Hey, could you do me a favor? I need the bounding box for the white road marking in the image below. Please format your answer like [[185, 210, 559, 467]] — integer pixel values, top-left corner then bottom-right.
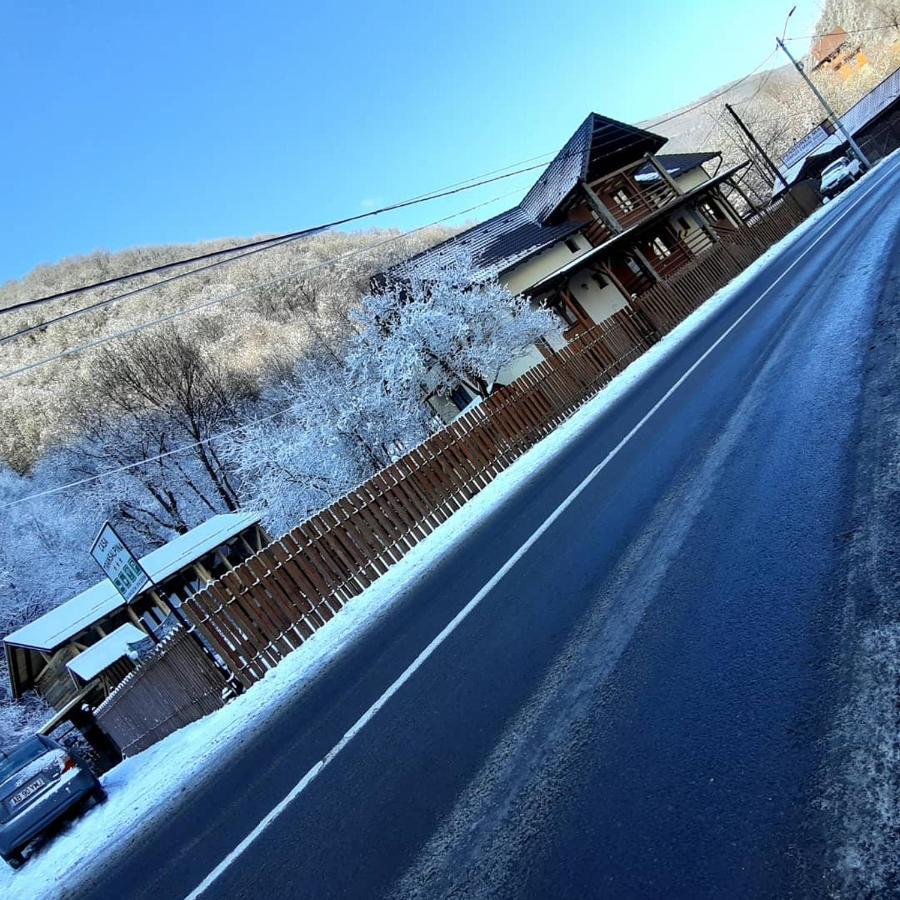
[[184, 159, 899, 899]]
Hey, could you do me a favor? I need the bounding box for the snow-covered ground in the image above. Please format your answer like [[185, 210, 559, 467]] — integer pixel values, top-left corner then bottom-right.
[[1, 164, 891, 899]]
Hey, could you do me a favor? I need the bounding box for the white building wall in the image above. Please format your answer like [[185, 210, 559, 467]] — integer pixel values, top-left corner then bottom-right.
[[673, 167, 711, 192], [567, 271, 628, 322], [502, 233, 591, 294], [497, 344, 547, 384]]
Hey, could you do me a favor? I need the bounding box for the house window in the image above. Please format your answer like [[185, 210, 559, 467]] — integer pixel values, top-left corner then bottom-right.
[[592, 272, 608, 289], [565, 237, 581, 253], [612, 189, 635, 212], [701, 200, 725, 222], [626, 257, 642, 275], [651, 236, 672, 259]]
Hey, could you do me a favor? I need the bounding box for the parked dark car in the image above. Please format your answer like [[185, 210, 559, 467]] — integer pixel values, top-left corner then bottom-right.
[[0, 735, 104, 869]]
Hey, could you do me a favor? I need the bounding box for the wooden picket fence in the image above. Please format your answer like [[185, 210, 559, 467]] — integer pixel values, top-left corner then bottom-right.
[[94, 198, 810, 751], [94, 627, 228, 757]]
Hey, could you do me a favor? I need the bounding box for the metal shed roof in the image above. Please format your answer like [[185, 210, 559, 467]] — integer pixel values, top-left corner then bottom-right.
[[634, 152, 719, 182], [775, 65, 900, 194], [4, 512, 260, 653], [66, 623, 145, 683]]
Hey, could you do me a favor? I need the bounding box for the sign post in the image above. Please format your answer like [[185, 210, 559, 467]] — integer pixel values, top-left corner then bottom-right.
[[90, 522, 152, 603]]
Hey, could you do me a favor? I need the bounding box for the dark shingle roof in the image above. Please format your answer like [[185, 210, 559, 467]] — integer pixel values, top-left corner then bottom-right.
[[387, 207, 581, 282], [634, 152, 719, 181], [385, 112, 667, 283], [521, 113, 666, 222]]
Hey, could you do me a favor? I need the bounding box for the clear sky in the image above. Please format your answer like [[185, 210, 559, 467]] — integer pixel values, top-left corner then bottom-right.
[[1, 1, 822, 283]]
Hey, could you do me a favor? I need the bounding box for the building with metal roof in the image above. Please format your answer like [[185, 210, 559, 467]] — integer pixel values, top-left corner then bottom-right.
[[774, 65, 900, 198]]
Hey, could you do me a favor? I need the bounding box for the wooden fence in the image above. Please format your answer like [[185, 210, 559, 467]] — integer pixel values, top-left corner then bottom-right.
[[169, 199, 809, 691], [94, 627, 228, 757], [94, 198, 810, 751]]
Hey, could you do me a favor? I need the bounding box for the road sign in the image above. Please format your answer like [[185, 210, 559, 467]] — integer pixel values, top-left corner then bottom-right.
[[90, 522, 151, 602]]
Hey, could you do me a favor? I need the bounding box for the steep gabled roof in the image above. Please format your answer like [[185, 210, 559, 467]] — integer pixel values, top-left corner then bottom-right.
[[520, 113, 666, 222], [387, 207, 581, 283], [385, 112, 668, 284]]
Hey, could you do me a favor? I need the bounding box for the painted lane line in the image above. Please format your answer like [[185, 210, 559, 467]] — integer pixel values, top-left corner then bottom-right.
[[184, 159, 900, 899]]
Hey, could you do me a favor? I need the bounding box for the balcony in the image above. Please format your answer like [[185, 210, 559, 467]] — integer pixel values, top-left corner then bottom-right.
[[597, 172, 680, 229]]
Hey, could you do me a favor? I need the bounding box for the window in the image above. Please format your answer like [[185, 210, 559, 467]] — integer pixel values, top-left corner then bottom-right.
[[612, 189, 635, 212], [592, 272, 608, 290], [651, 236, 672, 259], [701, 200, 725, 222], [565, 237, 581, 253]]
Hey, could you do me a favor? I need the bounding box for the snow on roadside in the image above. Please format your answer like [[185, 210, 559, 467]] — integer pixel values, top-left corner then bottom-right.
[[3, 156, 896, 900]]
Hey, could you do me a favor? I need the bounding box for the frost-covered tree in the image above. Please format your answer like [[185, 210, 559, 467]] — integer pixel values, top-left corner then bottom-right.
[[0, 466, 100, 748], [224, 347, 432, 533], [352, 251, 562, 401]]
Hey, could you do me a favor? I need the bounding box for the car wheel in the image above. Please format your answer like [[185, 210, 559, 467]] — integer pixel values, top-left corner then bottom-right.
[[3, 849, 24, 870]]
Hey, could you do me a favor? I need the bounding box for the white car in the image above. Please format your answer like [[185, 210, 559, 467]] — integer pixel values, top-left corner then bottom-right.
[[820, 156, 862, 198]]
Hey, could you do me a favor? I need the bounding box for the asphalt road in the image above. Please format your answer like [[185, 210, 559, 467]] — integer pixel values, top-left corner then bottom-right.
[[79, 157, 900, 900]]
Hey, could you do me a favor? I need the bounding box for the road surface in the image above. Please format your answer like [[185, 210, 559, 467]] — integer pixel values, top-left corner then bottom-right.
[[79, 158, 900, 899]]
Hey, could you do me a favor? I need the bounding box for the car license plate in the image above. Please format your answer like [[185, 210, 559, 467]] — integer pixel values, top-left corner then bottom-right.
[[8, 776, 47, 810]]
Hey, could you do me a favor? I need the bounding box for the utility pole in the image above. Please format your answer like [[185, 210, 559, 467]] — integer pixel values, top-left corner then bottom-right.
[[724, 103, 791, 193], [776, 36, 871, 169]]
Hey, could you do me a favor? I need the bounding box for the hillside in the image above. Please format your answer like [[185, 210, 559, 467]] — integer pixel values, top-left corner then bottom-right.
[[643, 0, 900, 195], [0, 227, 457, 470]]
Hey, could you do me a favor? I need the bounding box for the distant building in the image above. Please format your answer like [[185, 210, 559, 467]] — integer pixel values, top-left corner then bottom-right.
[[3, 512, 267, 726], [773, 65, 900, 199], [381, 112, 753, 421], [811, 28, 849, 71]]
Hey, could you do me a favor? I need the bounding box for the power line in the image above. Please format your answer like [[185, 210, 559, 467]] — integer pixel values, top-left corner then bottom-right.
[[1, 83, 781, 378], [0, 190, 523, 381], [783, 24, 900, 41], [1, 121, 709, 346], [0, 162, 556, 319], [641, 49, 779, 130], [5, 48, 778, 327], [0, 407, 291, 511]]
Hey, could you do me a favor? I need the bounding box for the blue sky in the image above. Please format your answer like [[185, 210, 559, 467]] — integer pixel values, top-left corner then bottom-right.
[[1, 1, 821, 283]]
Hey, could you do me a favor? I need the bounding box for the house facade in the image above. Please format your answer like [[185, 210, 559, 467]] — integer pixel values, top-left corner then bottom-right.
[[384, 113, 752, 421]]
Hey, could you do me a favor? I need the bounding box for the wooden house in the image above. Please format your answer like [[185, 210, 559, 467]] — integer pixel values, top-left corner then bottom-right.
[[382, 112, 755, 421]]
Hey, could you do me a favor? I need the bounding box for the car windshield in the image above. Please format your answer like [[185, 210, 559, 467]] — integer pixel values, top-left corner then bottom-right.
[[0, 738, 47, 783], [823, 159, 847, 175]]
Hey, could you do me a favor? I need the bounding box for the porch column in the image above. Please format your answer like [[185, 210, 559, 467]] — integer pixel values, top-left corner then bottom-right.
[[725, 176, 761, 217], [688, 201, 720, 244], [631, 248, 663, 284], [594, 263, 633, 303], [713, 186, 746, 229], [595, 263, 661, 344], [558, 287, 594, 326], [581, 182, 623, 234]]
